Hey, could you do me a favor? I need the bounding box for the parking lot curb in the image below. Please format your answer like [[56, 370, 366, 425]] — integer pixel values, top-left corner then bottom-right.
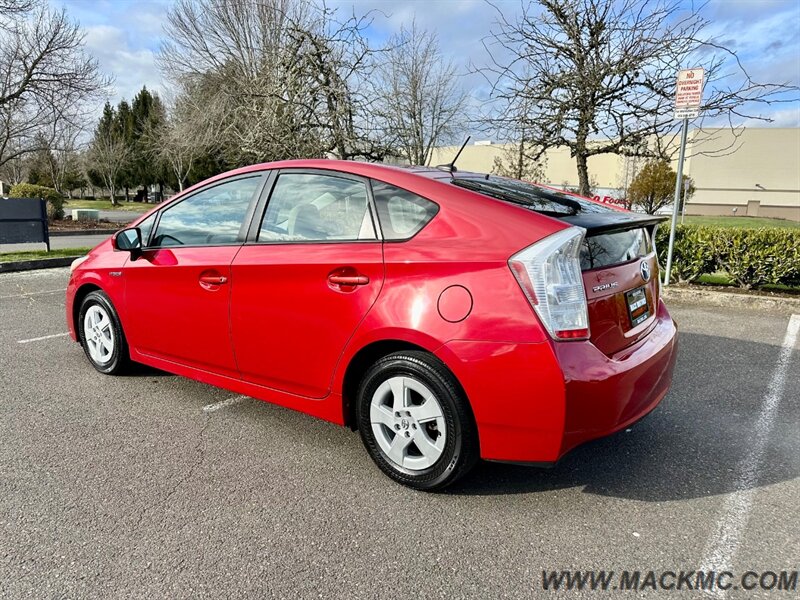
[[0, 257, 79, 273], [662, 285, 800, 312], [50, 229, 117, 237]]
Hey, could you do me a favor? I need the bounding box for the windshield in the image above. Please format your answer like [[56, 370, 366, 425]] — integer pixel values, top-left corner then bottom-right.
[[451, 176, 614, 216]]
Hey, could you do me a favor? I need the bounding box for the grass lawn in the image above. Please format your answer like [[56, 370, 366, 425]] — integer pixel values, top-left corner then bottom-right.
[[682, 215, 800, 229], [696, 272, 800, 294], [64, 199, 151, 212], [0, 248, 91, 263], [697, 273, 734, 285]]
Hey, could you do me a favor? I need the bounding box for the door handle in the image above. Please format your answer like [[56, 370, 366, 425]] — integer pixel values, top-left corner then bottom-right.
[[328, 275, 369, 286], [199, 275, 228, 285]]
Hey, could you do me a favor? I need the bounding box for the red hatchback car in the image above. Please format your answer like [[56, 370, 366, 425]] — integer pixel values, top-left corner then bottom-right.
[[67, 160, 677, 490]]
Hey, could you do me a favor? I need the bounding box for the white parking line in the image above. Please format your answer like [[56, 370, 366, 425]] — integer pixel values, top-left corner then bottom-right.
[[17, 332, 71, 344], [203, 395, 249, 413], [0, 289, 65, 300], [700, 313, 799, 597]]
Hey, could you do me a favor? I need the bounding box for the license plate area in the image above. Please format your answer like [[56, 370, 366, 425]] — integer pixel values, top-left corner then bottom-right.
[[625, 286, 650, 327]]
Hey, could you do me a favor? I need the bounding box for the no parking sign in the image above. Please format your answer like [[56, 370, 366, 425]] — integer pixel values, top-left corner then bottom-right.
[[674, 68, 705, 120]]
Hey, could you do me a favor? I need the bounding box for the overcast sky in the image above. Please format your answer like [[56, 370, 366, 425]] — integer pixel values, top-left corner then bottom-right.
[[55, 0, 800, 129]]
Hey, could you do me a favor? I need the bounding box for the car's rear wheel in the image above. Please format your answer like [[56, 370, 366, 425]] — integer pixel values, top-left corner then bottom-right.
[[356, 351, 478, 491], [78, 290, 130, 375]]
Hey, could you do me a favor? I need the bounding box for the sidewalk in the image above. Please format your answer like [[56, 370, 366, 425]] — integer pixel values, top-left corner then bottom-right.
[[0, 233, 110, 253]]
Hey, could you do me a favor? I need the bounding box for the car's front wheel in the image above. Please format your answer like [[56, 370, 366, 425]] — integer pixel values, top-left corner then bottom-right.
[[356, 351, 478, 491], [78, 290, 130, 375]]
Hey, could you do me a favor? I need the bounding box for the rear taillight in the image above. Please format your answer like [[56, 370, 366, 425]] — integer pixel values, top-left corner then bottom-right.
[[509, 227, 590, 341]]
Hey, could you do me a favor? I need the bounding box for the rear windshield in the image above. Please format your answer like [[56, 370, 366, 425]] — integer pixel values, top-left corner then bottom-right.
[[581, 228, 652, 270], [451, 175, 655, 271], [451, 176, 612, 216]]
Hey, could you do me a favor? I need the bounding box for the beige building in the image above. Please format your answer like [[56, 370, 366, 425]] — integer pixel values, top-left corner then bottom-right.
[[428, 128, 800, 221]]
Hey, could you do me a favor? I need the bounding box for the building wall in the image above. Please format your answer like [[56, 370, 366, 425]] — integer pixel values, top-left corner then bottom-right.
[[429, 128, 800, 221], [683, 128, 800, 220]]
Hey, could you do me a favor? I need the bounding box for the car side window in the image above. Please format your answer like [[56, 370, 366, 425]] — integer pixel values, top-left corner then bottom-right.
[[151, 176, 262, 247], [371, 181, 439, 240], [258, 173, 376, 242], [137, 213, 157, 246]]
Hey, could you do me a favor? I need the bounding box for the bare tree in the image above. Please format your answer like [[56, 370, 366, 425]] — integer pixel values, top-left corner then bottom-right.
[[491, 97, 546, 180], [0, 0, 107, 169], [286, 6, 394, 161], [89, 132, 130, 206], [0, 139, 27, 185], [40, 121, 82, 195], [378, 21, 467, 166], [492, 139, 547, 182], [157, 125, 194, 192], [159, 0, 319, 163], [479, 0, 798, 196], [158, 0, 391, 166], [0, 0, 34, 16], [146, 94, 212, 192]]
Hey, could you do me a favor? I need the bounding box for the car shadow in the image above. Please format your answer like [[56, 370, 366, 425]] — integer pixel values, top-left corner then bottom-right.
[[448, 330, 799, 501], [124, 362, 173, 377]]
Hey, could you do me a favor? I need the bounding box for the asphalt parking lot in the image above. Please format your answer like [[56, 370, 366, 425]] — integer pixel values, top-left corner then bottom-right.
[[1, 268, 797, 599]]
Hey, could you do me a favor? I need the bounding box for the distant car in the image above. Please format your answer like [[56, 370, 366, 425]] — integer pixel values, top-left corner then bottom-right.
[[66, 160, 677, 490]]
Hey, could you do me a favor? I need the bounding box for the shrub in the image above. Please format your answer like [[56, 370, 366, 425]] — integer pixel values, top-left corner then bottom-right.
[[8, 183, 65, 221], [713, 228, 800, 289], [655, 225, 715, 283], [656, 224, 800, 289]]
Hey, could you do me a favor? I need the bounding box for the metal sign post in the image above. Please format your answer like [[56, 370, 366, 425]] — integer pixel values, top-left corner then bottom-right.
[[681, 183, 689, 224], [664, 120, 687, 285], [664, 67, 704, 286]]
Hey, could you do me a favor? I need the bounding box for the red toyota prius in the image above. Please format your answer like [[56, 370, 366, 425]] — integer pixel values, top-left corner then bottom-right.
[[66, 160, 677, 490]]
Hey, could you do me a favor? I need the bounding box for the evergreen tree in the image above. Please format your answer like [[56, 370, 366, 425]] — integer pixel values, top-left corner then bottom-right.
[[115, 100, 136, 200], [131, 87, 168, 199]]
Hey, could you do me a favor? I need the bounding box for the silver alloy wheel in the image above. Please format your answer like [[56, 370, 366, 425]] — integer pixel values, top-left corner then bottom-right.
[[83, 304, 114, 365], [370, 376, 447, 471]]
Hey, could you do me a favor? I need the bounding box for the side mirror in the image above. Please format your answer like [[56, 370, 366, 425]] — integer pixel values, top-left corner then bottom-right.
[[113, 227, 143, 259]]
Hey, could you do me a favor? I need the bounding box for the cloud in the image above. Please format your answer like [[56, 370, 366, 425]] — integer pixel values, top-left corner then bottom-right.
[[83, 24, 165, 104], [60, 0, 799, 129], [740, 107, 800, 128]]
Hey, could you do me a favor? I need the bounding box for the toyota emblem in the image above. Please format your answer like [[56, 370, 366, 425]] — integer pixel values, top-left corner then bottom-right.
[[640, 261, 651, 282]]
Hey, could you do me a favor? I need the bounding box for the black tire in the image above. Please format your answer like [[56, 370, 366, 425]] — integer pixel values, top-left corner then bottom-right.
[[77, 290, 131, 375], [356, 351, 478, 491]]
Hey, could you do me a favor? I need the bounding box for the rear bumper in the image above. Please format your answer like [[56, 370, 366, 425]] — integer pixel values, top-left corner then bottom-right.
[[436, 299, 677, 463], [555, 299, 678, 457]]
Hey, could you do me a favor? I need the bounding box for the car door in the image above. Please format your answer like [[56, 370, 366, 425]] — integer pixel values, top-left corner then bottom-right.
[[123, 173, 266, 378], [230, 170, 384, 398]]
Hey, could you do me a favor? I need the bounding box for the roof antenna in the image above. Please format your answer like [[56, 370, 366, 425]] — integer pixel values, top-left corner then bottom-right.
[[436, 135, 471, 173]]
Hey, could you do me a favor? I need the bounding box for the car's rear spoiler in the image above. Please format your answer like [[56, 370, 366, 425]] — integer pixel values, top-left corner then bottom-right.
[[559, 212, 668, 236]]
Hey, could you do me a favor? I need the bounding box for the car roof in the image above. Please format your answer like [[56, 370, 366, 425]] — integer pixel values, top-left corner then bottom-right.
[[179, 158, 614, 215], [235, 159, 455, 181]]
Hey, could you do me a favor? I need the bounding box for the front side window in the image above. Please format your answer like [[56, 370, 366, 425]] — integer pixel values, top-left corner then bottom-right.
[[151, 176, 262, 247], [258, 173, 376, 242], [137, 213, 156, 246], [371, 181, 439, 240]]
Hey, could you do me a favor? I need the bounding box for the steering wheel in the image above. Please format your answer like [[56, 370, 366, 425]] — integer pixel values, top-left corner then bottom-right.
[[155, 234, 184, 246]]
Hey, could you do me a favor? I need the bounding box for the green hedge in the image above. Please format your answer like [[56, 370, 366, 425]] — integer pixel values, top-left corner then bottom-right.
[[655, 224, 800, 289], [7, 183, 65, 221]]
